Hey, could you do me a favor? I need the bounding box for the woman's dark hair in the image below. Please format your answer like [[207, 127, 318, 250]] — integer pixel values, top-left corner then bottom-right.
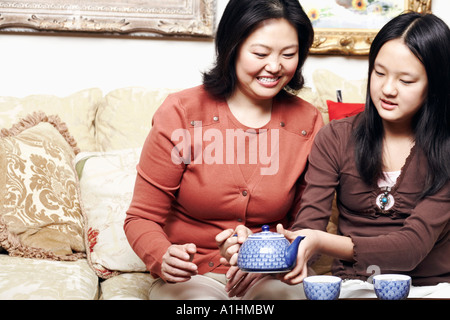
[[354, 12, 450, 197], [202, 0, 314, 99]]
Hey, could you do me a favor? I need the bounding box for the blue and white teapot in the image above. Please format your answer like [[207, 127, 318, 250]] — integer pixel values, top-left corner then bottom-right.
[[237, 225, 305, 273]]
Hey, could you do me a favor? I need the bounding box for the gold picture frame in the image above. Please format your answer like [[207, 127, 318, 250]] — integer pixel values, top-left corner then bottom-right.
[[305, 0, 432, 55], [0, 0, 216, 38]]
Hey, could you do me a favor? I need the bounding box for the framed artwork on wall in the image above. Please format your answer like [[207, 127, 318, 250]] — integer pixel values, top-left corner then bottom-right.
[[0, 0, 216, 38], [302, 0, 432, 55]]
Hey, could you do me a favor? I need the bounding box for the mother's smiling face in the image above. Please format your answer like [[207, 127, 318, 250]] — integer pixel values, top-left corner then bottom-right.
[[232, 18, 299, 104]]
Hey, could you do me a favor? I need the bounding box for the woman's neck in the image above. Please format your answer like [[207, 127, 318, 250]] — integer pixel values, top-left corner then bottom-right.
[[382, 121, 415, 172], [226, 91, 273, 128], [382, 119, 414, 139]]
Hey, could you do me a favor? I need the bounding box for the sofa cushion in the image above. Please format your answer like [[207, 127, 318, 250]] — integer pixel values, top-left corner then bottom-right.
[[100, 272, 155, 300], [0, 255, 98, 300], [0, 88, 102, 152], [95, 87, 179, 151], [297, 86, 327, 116], [76, 148, 147, 279], [313, 69, 367, 123], [0, 112, 86, 260]]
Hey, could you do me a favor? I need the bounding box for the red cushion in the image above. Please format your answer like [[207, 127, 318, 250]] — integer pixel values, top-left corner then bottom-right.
[[326, 100, 365, 121]]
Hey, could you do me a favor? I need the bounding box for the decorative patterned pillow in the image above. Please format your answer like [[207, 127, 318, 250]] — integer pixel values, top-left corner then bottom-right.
[[75, 148, 146, 279], [0, 112, 86, 260], [0, 88, 103, 152]]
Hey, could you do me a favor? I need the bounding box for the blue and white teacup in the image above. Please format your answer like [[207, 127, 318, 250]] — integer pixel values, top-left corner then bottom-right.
[[373, 274, 411, 300], [303, 275, 342, 300]]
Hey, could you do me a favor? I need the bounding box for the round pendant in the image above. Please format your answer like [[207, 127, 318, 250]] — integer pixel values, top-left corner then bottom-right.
[[376, 192, 395, 211]]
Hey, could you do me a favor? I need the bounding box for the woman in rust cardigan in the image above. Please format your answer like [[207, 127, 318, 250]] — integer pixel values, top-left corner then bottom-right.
[[124, 0, 323, 299]]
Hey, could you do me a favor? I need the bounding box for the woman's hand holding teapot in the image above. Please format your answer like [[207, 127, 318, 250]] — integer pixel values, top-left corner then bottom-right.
[[215, 225, 253, 266]]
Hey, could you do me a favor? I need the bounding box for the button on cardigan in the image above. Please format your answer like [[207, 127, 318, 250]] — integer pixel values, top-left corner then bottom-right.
[[124, 85, 324, 278]]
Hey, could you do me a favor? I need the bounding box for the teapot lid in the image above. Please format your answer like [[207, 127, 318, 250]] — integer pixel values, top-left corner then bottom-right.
[[248, 225, 285, 240]]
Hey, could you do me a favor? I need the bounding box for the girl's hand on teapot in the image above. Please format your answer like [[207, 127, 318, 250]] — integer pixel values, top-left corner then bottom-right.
[[276, 224, 320, 285], [161, 243, 198, 283], [216, 225, 252, 266], [225, 266, 265, 298]]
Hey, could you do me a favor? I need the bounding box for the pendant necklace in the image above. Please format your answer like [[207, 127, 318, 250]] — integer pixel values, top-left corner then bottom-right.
[[376, 186, 395, 211]]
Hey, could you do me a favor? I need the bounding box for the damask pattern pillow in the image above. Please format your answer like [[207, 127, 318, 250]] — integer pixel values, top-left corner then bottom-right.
[[0, 112, 86, 260], [0, 88, 103, 152]]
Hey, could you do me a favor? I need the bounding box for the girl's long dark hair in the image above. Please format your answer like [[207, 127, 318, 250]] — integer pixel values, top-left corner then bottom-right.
[[202, 0, 313, 99], [354, 12, 450, 197]]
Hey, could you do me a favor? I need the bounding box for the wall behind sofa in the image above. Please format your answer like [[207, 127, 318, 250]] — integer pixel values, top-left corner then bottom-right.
[[0, 0, 449, 98]]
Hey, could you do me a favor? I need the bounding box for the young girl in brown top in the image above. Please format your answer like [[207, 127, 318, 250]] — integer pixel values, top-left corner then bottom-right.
[[219, 12, 450, 298]]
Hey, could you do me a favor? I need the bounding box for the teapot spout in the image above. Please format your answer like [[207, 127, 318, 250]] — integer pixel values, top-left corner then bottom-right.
[[285, 235, 305, 268]]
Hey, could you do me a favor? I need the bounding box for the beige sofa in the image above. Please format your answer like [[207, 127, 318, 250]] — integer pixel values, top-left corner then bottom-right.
[[0, 69, 366, 300]]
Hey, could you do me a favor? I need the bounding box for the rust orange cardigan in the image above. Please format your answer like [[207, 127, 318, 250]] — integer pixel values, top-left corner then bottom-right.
[[124, 86, 324, 278]]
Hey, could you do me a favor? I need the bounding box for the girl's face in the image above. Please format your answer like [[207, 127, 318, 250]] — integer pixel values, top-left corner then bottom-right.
[[233, 18, 299, 104], [370, 39, 428, 127]]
